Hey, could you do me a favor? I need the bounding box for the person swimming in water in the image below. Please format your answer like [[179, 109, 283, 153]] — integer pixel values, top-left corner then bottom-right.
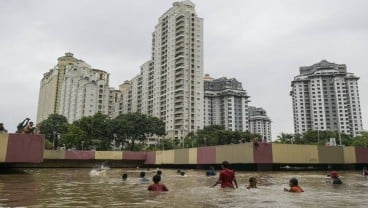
[[363, 166, 368, 177], [330, 171, 342, 184], [247, 177, 257, 189], [148, 175, 168, 192], [139, 171, 149, 182], [284, 177, 304, 193], [206, 166, 216, 176]]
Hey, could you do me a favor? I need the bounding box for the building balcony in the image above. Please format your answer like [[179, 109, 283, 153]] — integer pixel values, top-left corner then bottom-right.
[[175, 48, 185, 55]]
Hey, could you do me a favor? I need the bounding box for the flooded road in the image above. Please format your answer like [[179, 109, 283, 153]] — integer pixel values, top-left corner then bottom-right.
[[1, 168, 368, 207]]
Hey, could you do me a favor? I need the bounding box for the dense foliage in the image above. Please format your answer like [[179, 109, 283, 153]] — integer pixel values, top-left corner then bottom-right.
[[39, 113, 165, 151], [275, 130, 363, 146], [39, 113, 367, 151]]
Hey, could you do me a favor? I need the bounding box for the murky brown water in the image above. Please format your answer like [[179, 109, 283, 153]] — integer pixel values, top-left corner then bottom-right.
[[1, 168, 368, 207]]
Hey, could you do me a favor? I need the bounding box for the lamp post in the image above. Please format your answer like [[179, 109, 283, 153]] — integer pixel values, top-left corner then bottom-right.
[[317, 129, 320, 144], [82, 140, 84, 151], [113, 133, 117, 151], [53, 131, 56, 150]]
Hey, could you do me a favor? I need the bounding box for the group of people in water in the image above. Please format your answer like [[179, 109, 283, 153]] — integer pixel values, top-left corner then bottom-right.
[[95, 160, 368, 193]]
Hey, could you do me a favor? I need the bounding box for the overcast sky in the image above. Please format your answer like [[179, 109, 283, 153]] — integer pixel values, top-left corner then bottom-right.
[[1, 0, 367, 139]]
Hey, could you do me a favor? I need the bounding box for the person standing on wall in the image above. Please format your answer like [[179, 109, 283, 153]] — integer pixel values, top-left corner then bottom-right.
[[0, 123, 8, 133]]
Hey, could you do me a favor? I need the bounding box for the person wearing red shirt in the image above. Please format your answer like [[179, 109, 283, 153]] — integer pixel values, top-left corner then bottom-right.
[[284, 177, 304, 193], [148, 175, 168, 192], [212, 161, 238, 188]]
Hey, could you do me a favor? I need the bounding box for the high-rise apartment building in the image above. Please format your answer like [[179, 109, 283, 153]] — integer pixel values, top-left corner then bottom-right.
[[119, 0, 204, 139], [290, 60, 363, 136], [248, 106, 272, 141], [37, 53, 115, 123], [37, 52, 84, 122], [203, 74, 250, 131]]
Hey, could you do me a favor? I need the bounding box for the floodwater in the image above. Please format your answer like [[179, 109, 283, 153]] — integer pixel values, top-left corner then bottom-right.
[[1, 168, 368, 207]]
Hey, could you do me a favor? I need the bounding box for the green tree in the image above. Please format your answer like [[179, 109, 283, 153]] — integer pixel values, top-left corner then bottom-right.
[[111, 113, 166, 151], [303, 130, 352, 146], [61, 125, 88, 150], [39, 114, 69, 145], [194, 125, 261, 147], [72, 112, 113, 150], [352, 132, 368, 147], [274, 132, 294, 144]]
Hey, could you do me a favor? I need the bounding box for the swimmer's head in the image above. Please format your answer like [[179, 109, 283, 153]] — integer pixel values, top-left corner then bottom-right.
[[122, 173, 128, 180], [153, 175, 161, 183], [330, 171, 338, 178], [221, 161, 230, 169], [289, 177, 298, 187], [140, 171, 146, 178]]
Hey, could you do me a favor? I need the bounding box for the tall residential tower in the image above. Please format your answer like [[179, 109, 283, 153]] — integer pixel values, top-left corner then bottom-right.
[[120, 0, 204, 139], [290, 60, 363, 136], [203, 74, 250, 131]]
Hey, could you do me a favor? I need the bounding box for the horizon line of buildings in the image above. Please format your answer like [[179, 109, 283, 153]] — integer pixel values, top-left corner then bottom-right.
[[37, 0, 272, 141], [36, 0, 364, 142]]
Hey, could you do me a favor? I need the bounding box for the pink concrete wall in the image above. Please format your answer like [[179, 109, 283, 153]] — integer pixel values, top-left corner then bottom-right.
[[123, 151, 147, 160], [144, 152, 156, 164], [6, 133, 44, 163], [253, 143, 273, 163], [197, 146, 216, 164], [355, 147, 368, 163]]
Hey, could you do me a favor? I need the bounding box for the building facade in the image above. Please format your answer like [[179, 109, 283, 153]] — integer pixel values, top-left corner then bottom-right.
[[290, 60, 363, 136], [37, 52, 84, 122], [37, 53, 116, 123], [118, 0, 204, 140], [248, 106, 272, 141], [203, 74, 250, 131]]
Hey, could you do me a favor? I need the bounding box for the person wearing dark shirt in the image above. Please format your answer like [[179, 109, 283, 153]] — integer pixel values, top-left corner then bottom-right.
[[330, 171, 342, 184], [206, 166, 216, 176]]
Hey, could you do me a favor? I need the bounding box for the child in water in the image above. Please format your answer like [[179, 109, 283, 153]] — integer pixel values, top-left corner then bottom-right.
[[148, 175, 168, 192], [363, 167, 368, 177], [247, 177, 257, 189], [284, 177, 304, 193], [330, 171, 342, 184], [122, 173, 128, 181], [139, 171, 149, 182], [206, 166, 216, 176]]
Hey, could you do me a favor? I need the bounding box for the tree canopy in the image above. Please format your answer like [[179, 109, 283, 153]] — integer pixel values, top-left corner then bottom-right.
[[39, 114, 69, 144], [275, 130, 357, 146]]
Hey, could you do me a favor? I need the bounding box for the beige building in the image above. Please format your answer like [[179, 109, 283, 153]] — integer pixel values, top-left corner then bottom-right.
[[37, 52, 83, 122], [37, 53, 115, 123]]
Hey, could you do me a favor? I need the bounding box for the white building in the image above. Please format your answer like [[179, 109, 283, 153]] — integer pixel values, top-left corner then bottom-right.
[[203, 74, 250, 131], [248, 106, 272, 141], [290, 60, 363, 136], [118, 0, 204, 140], [37, 53, 116, 123]]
